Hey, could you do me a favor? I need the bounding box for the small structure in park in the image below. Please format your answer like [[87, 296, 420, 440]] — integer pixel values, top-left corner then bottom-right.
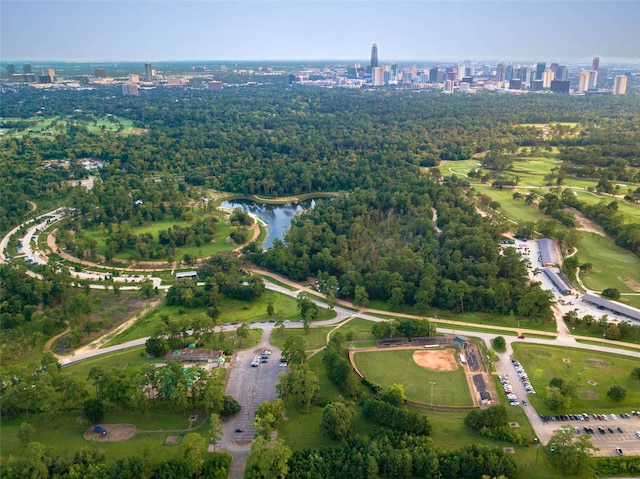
[[91, 425, 107, 437], [538, 238, 560, 267], [175, 271, 197, 279], [166, 347, 223, 364]]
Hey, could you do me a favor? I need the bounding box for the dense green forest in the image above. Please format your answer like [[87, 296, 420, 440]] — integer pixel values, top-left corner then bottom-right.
[[2, 84, 640, 476]]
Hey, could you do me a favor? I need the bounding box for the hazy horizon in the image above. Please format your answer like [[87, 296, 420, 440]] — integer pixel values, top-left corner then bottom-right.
[[2, 1, 639, 63]]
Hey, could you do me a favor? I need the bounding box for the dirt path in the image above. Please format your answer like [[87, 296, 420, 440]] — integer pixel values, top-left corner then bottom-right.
[[27, 200, 37, 212], [572, 209, 607, 237], [43, 321, 71, 359], [71, 297, 163, 356]]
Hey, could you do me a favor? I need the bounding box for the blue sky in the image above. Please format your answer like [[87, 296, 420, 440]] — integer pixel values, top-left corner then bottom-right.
[[1, 1, 639, 62]]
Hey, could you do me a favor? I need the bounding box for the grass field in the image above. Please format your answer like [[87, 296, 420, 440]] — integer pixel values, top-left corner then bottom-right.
[[512, 343, 640, 415], [333, 317, 377, 343], [269, 326, 333, 352], [82, 213, 238, 261], [105, 290, 336, 346], [572, 190, 640, 224], [576, 232, 640, 297], [354, 349, 472, 407], [0, 409, 207, 463], [0, 115, 136, 138]]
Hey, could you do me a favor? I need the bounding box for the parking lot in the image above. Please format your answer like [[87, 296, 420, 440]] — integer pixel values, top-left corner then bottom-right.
[[223, 325, 283, 442], [538, 413, 640, 456]]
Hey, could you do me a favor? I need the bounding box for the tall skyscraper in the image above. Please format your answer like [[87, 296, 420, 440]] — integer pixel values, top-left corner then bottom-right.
[[588, 70, 598, 89], [372, 66, 384, 86], [613, 75, 627, 95], [535, 62, 546, 80], [370, 43, 379, 69], [23, 63, 32, 74], [592, 56, 600, 72], [429, 67, 439, 83], [495, 62, 506, 82], [555, 66, 568, 81], [6, 64, 15, 78], [578, 70, 590, 93], [145, 63, 153, 81], [543, 69, 554, 88]]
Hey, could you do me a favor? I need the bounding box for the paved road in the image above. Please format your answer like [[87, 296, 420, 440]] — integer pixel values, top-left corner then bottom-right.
[[216, 324, 283, 479]]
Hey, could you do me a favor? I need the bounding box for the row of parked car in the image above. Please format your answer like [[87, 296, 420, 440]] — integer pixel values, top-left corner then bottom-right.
[[498, 374, 520, 406], [541, 412, 634, 422], [511, 360, 536, 395]]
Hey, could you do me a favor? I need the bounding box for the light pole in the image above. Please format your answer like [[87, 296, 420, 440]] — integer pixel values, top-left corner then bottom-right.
[[602, 329, 605, 347], [429, 381, 436, 409], [534, 437, 539, 464]]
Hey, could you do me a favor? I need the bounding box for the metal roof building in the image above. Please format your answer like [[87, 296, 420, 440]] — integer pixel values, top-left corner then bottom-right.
[[582, 293, 640, 321], [543, 268, 573, 295], [539, 238, 560, 267]]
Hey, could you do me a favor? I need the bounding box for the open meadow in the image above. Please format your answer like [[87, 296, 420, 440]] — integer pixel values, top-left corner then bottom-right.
[[353, 348, 473, 407], [105, 290, 336, 346], [512, 343, 640, 415]]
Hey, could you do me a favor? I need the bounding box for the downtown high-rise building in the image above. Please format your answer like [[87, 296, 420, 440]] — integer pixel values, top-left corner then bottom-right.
[[578, 70, 591, 93], [372, 66, 384, 86], [592, 56, 600, 72], [535, 62, 546, 80], [554, 66, 568, 81], [429, 67, 439, 83], [495, 62, 506, 82], [6, 64, 15, 78], [370, 43, 379, 69], [613, 75, 627, 95], [145, 63, 154, 81]]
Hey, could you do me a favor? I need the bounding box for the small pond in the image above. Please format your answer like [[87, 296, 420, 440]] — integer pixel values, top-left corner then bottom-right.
[[221, 199, 315, 248]]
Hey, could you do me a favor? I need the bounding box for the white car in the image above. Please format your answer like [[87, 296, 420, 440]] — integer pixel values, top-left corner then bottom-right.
[[610, 414, 617, 420], [636, 431, 640, 439]]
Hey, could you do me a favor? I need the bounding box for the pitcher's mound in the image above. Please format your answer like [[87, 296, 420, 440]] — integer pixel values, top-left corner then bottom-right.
[[413, 348, 457, 371], [84, 424, 137, 442]]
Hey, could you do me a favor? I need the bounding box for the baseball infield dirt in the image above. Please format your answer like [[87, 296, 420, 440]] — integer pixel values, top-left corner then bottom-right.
[[412, 348, 458, 371]]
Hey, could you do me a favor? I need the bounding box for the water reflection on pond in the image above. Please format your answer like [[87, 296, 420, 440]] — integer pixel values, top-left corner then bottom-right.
[[221, 199, 315, 249]]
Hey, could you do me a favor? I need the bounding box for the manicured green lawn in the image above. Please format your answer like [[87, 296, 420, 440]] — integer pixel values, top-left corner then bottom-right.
[[105, 290, 336, 346], [354, 349, 472, 407], [572, 190, 640, 224], [0, 410, 207, 463], [576, 232, 640, 297], [512, 343, 640, 414], [332, 317, 377, 342], [82, 213, 237, 261], [269, 326, 332, 352]]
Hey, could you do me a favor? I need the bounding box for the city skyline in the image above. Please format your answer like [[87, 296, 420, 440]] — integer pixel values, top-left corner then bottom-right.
[[2, 1, 640, 63]]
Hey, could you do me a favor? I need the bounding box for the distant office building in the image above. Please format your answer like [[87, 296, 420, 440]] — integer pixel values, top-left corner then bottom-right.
[[505, 65, 513, 81], [549, 63, 559, 74], [127, 74, 140, 83], [613, 75, 627, 95], [429, 67, 439, 83], [495, 62, 506, 82], [589, 70, 598, 89], [372, 67, 384, 86], [24, 73, 37, 83], [535, 62, 546, 80], [208, 81, 223, 90], [530, 80, 544, 91], [543, 69, 554, 88], [550, 80, 570, 94], [39, 68, 55, 83], [6, 64, 15, 78], [443, 80, 454, 93], [389, 64, 398, 84], [509, 79, 523, 90], [554, 65, 568, 81], [23, 63, 32, 74], [592, 56, 600, 72], [578, 70, 590, 93], [445, 67, 458, 81], [95, 68, 106, 78], [597, 68, 609, 85], [370, 43, 379, 69], [145, 63, 153, 81], [122, 83, 139, 96]]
